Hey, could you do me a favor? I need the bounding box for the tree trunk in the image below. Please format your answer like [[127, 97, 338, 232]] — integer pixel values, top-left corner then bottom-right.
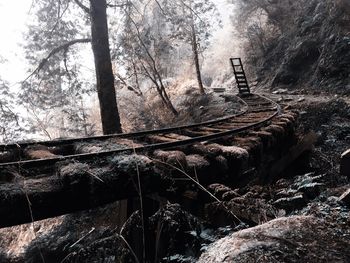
[[90, 0, 122, 134], [191, 20, 205, 94]]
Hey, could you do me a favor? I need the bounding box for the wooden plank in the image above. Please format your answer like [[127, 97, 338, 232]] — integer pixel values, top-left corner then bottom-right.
[[0, 156, 160, 228], [163, 133, 192, 141], [146, 135, 178, 143]]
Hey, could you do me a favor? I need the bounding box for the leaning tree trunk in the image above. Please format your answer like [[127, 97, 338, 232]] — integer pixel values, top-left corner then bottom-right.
[[191, 21, 205, 95], [90, 0, 122, 134]]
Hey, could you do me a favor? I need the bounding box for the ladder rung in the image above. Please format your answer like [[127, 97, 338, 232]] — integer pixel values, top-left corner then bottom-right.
[[230, 57, 250, 95]]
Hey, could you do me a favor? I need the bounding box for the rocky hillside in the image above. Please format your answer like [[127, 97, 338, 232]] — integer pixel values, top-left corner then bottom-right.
[[241, 0, 350, 94]]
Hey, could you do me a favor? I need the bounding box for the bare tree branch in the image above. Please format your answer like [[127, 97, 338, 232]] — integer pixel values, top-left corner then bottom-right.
[[23, 38, 91, 82], [73, 0, 90, 13], [153, 0, 166, 15], [177, 0, 205, 24], [49, 1, 70, 37]]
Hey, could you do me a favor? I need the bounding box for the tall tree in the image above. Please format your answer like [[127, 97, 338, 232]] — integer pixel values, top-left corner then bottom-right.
[[162, 0, 220, 94], [24, 0, 122, 136], [22, 0, 96, 138], [89, 0, 122, 134], [117, 1, 178, 115]]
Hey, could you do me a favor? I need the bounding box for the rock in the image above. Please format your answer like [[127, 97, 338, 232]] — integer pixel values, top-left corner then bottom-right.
[[1, 202, 126, 262], [340, 149, 350, 178], [198, 216, 350, 263], [339, 188, 350, 206]]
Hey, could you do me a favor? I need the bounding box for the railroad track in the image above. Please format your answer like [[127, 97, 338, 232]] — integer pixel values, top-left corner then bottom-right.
[[0, 93, 289, 228], [0, 94, 279, 172]]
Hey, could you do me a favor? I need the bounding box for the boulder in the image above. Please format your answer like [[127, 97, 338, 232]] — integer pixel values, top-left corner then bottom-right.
[[199, 216, 350, 263]]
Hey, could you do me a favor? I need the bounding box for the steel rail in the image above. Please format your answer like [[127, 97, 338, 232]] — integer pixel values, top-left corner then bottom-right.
[[0, 94, 279, 170], [0, 96, 249, 151]]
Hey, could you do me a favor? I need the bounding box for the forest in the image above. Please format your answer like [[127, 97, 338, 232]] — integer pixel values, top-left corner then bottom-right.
[[0, 0, 349, 262], [0, 0, 225, 141]]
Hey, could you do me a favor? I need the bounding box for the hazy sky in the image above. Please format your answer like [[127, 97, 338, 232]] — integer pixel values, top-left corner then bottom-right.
[[0, 1, 32, 85], [0, 0, 234, 88]]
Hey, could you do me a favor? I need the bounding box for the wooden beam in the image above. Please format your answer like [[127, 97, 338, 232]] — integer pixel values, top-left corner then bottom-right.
[[0, 155, 161, 228], [269, 132, 318, 180]]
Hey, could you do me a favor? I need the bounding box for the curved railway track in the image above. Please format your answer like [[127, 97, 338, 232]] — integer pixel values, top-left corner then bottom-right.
[[0, 93, 289, 228], [0, 94, 280, 171]]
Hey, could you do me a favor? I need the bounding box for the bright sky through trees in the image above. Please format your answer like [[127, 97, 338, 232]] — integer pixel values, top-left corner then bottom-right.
[[0, 0, 234, 87], [0, 0, 237, 142], [0, 1, 32, 84]]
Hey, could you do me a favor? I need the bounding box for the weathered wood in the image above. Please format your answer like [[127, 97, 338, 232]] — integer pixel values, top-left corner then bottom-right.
[[147, 135, 178, 144], [24, 145, 60, 159], [269, 132, 318, 180], [163, 133, 192, 141], [181, 129, 212, 137], [0, 149, 19, 163], [109, 138, 143, 148], [0, 155, 160, 228]]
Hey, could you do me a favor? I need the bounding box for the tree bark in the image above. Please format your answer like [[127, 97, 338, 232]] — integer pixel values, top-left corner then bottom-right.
[[191, 22, 205, 95], [90, 0, 122, 134]]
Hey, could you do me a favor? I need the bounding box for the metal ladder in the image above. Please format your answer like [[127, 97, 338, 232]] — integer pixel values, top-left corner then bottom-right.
[[230, 58, 251, 95]]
